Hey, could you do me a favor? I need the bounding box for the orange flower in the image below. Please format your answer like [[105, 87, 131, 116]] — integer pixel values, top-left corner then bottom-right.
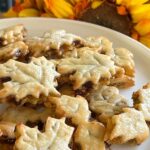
[[44, 0, 74, 18]]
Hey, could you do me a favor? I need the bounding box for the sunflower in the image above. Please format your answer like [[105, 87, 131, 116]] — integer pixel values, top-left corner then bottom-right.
[[3, 0, 150, 48]]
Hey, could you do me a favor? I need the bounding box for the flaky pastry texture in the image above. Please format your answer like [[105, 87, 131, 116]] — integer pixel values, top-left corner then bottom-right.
[[0, 56, 60, 104], [105, 108, 149, 144], [14, 117, 74, 150], [74, 121, 105, 150]]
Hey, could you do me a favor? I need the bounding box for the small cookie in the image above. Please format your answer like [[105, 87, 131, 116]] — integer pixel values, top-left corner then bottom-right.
[[105, 108, 149, 144], [74, 121, 105, 150], [26, 30, 84, 58], [110, 74, 135, 88], [57, 49, 116, 89], [14, 117, 74, 150], [133, 83, 150, 121], [0, 56, 60, 104], [113, 48, 135, 77], [109, 47, 135, 88], [0, 41, 28, 63], [0, 24, 27, 46], [87, 85, 128, 123], [0, 105, 55, 139], [46, 95, 91, 125]]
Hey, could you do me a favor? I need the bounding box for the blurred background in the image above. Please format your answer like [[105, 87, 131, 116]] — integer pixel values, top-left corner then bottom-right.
[[0, 0, 150, 48]]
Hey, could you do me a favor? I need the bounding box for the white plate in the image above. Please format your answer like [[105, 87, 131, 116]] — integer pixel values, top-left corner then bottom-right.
[[0, 18, 150, 150]]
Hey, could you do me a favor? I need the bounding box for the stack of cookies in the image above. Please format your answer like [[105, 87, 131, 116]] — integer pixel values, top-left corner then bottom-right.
[[0, 24, 149, 150]]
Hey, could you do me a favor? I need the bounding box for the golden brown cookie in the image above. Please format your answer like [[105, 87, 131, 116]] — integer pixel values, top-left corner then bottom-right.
[[105, 108, 149, 144], [133, 83, 150, 121], [0, 24, 27, 46], [87, 85, 129, 123], [113, 48, 135, 77], [26, 30, 84, 58], [0, 56, 60, 104], [0, 41, 28, 63], [57, 49, 116, 89], [0, 105, 55, 139], [46, 95, 91, 125], [14, 117, 74, 150], [74, 121, 105, 150]]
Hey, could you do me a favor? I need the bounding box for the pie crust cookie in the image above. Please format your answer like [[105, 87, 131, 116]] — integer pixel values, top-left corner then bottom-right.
[[0, 105, 55, 139], [133, 83, 150, 121], [14, 117, 74, 150], [105, 108, 149, 144], [57, 49, 116, 89], [74, 121, 105, 150], [0, 56, 60, 104], [0, 41, 29, 63], [110, 48, 135, 88], [26, 30, 84, 59], [87, 85, 129, 123], [0, 25, 140, 149], [46, 95, 91, 125], [0, 24, 27, 46]]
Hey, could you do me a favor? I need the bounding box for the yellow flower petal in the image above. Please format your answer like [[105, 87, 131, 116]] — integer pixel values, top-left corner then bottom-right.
[[130, 4, 150, 23], [19, 8, 40, 17], [134, 19, 150, 36], [44, 0, 74, 18], [3, 8, 18, 18], [140, 34, 150, 48], [116, 0, 148, 8], [91, 0, 103, 9]]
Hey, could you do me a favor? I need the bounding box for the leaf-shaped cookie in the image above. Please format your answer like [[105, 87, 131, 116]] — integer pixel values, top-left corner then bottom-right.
[[113, 48, 135, 77], [0, 105, 55, 139], [0, 41, 29, 63], [58, 49, 116, 89], [26, 30, 84, 58], [133, 83, 150, 121], [46, 95, 91, 125], [87, 85, 129, 123], [0, 24, 27, 46], [14, 117, 74, 150], [0, 56, 60, 103], [74, 121, 105, 150], [105, 108, 149, 144]]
